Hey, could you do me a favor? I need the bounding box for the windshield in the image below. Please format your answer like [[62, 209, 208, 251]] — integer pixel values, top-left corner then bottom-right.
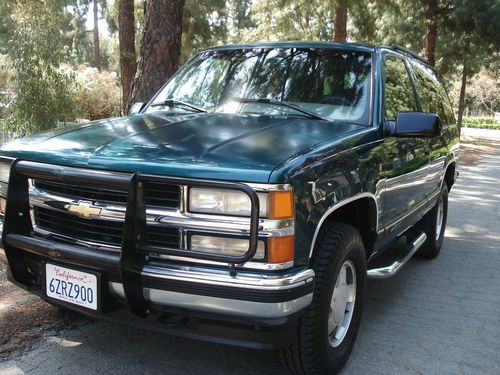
[[145, 47, 373, 124]]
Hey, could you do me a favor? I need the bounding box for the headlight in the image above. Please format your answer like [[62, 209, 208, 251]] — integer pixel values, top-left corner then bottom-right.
[[189, 188, 268, 217], [0, 161, 11, 184], [190, 235, 265, 260]]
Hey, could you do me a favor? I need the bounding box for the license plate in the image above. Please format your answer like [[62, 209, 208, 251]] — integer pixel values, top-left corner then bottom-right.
[[45, 263, 98, 310]]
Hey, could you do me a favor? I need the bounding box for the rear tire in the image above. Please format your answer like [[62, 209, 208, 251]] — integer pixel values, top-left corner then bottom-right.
[[280, 223, 366, 375], [417, 184, 448, 259]]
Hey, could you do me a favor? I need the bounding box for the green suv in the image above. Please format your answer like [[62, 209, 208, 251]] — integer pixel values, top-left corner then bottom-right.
[[0, 42, 459, 374]]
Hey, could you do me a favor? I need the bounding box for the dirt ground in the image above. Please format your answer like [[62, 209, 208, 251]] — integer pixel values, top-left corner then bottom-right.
[[458, 139, 500, 166], [0, 263, 88, 360]]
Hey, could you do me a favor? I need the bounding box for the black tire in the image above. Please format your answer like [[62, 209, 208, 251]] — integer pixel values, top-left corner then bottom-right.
[[417, 184, 448, 259], [280, 223, 366, 375]]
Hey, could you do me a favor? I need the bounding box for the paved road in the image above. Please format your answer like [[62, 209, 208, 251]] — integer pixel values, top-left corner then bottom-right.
[[462, 127, 500, 141], [1, 142, 499, 375]]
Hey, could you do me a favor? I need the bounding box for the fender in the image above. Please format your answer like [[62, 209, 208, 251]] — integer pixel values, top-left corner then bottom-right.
[[308, 192, 380, 258]]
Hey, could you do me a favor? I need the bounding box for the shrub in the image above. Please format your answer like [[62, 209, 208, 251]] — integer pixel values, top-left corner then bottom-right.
[[462, 122, 500, 129], [462, 116, 500, 129], [463, 116, 498, 125], [71, 65, 121, 121]]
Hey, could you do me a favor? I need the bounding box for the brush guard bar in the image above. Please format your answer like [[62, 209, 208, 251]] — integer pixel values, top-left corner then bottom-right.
[[1, 158, 260, 318]]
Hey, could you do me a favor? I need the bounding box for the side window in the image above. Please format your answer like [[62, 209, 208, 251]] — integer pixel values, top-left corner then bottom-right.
[[383, 57, 417, 120], [411, 61, 455, 124]]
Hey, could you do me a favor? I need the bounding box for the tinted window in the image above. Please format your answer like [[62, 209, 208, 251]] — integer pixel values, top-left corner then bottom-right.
[[147, 48, 373, 124], [383, 57, 417, 120], [410, 61, 455, 124]]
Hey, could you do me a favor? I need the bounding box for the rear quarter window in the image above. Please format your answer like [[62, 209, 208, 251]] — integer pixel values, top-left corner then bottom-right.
[[410, 61, 455, 124]]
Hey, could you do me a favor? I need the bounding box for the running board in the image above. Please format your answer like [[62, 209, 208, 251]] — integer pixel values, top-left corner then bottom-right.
[[367, 232, 427, 279]]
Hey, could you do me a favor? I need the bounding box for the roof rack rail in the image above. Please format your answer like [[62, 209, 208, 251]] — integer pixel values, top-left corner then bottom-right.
[[390, 44, 428, 64]]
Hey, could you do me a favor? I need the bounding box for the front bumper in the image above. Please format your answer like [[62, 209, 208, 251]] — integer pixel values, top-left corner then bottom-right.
[[0, 159, 315, 348], [1, 230, 314, 348], [2, 231, 314, 319]]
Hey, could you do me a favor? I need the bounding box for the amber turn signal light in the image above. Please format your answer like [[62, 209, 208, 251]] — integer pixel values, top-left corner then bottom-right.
[[268, 191, 294, 219], [268, 235, 294, 263]]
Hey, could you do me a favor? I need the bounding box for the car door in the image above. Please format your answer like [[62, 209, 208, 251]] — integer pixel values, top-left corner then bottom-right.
[[409, 60, 455, 201], [381, 55, 429, 236]]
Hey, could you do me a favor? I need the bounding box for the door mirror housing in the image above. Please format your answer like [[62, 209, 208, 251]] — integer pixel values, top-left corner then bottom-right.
[[394, 112, 441, 138], [129, 102, 145, 115]]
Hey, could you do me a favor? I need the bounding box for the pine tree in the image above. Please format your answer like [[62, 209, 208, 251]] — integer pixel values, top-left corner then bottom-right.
[[440, 0, 499, 133], [127, 0, 185, 110], [119, 0, 136, 113]]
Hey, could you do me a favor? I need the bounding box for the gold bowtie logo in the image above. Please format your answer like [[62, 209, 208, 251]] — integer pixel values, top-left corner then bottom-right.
[[66, 201, 102, 219]]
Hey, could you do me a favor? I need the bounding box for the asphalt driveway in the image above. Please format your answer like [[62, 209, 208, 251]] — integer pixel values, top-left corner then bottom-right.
[[1, 141, 499, 375]]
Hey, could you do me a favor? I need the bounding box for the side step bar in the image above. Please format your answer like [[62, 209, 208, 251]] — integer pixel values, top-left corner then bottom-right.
[[367, 232, 427, 279]]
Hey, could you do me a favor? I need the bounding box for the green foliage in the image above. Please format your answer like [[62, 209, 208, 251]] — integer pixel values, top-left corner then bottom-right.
[[384, 57, 417, 119], [231, 0, 255, 30], [439, 0, 499, 76], [462, 117, 499, 129], [462, 123, 500, 129], [0, 54, 15, 134], [7, 1, 78, 137], [181, 0, 228, 61], [61, 4, 95, 66], [0, 1, 14, 55], [463, 117, 497, 125], [62, 1, 113, 70], [251, 0, 339, 41]]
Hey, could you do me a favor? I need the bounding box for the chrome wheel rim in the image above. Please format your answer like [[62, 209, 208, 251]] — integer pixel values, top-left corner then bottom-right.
[[435, 196, 444, 241], [328, 260, 357, 348]]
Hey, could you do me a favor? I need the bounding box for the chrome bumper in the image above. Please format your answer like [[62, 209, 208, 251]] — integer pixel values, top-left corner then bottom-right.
[[110, 264, 314, 319], [1, 219, 314, 320]]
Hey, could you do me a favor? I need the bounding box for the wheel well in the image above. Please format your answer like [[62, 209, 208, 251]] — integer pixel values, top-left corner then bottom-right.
[[444, 162, 456, 191], [320, 197, 378, 258]]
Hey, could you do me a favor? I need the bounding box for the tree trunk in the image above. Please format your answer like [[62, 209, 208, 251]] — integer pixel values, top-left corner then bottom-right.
[[93, 0, 101, 70], [457, 57, 468, 136], [425, 20, 437, 66], [127, 0, 185, 112], [119, 0, 137, 114], [333, 5, 347, 42], [424, 0, 437, 66]]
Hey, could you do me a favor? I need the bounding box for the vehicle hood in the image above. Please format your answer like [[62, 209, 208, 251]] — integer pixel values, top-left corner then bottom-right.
[[0, 112, 363, 182]]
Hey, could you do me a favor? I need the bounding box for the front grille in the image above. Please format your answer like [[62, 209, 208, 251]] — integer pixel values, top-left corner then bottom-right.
[[34, 207, 180, 249], [144, 181, 181, 207], [34, 206, 124, 246], [34, 179, 181, 209]]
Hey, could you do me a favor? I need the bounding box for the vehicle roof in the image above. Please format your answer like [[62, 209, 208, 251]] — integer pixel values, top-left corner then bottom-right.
[[204, 41, 377, 53], [201, 41, 435, 73]]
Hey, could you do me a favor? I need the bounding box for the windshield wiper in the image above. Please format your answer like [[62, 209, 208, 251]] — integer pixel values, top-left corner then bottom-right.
[[150, 99, 208, 113], [230, 97, 330, 121]]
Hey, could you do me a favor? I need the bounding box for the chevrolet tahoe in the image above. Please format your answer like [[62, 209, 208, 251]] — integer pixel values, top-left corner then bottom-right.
[[0, 42, 459, 374]]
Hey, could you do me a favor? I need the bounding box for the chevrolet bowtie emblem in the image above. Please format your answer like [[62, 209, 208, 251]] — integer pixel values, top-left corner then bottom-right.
[[66, 201, 102, 219]]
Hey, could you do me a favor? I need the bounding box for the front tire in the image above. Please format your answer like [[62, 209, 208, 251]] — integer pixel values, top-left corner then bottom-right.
[[280, 223, 366, 375], [417, 184, 449, 259]]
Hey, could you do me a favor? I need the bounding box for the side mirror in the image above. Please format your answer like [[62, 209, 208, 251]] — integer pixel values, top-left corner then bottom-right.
[[394, 112, 441, 138], [129, 102, 145, 115]]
